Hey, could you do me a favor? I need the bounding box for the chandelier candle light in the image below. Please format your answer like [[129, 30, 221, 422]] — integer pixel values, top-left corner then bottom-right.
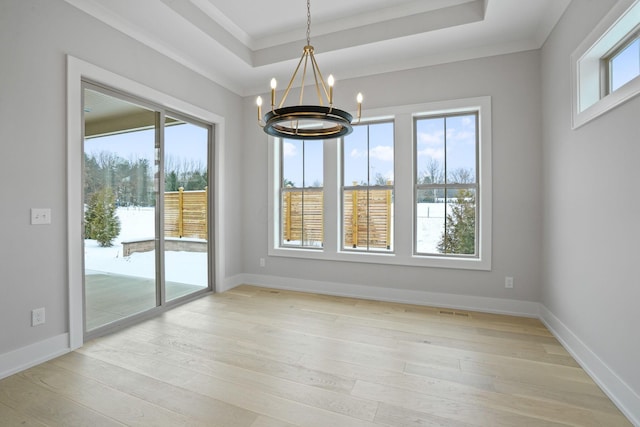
[[256, 0, 362, 140]]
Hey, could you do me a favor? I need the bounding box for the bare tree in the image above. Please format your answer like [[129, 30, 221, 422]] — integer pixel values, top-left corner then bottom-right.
[[448, 167, 474, 184], [419, 158, 443, 184]]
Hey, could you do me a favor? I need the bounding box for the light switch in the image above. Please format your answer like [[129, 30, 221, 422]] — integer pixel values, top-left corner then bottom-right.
[[31, 208, 51, 225]]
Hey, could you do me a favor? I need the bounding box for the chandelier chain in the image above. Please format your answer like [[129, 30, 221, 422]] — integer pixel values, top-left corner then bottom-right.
[[306, 0, 311, 46]]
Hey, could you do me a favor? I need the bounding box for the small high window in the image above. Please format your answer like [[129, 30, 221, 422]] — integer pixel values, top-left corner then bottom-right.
[[572, 0, 640, 128], [606, 28, 640, 93]]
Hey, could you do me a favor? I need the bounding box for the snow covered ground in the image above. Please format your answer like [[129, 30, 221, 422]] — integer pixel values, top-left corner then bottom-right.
[[84, 207, 207, 285], [84, 204, 448, 283], [416, 203, 446, 253]]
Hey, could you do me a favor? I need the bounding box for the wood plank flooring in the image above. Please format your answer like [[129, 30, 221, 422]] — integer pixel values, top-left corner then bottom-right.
[[0, 285, 632, 426]]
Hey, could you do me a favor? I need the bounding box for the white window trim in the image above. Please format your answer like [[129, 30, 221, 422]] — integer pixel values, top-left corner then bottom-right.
[[341, 119, 396, 253], [267, 96, 492, 271], [67, 56, 225, 349], [571, 0, 640, 129]]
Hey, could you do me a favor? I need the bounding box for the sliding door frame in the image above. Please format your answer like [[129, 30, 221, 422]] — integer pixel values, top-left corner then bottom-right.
[[68, 56, 224, 348]]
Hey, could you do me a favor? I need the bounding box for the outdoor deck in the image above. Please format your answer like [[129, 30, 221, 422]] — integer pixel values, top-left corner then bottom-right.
[[85, 272, 207, 331]]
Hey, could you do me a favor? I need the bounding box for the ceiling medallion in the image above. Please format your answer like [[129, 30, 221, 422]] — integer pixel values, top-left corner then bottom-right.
[[256, 0, 362, 140]]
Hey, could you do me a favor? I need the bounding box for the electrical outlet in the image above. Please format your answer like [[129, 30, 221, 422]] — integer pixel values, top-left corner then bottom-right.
[[31, 208, 51, 225], [505, 276, 514, 289], [259, 258, 266, 267], [32, 307, 45, 326]]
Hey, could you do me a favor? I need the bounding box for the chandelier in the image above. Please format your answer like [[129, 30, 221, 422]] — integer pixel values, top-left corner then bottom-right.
[[256, 0, 362, 140]]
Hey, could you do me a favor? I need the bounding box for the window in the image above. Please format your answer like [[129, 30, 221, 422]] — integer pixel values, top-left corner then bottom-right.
[[267, 96, 491, 270], [572, 0, 640, 128], [415, 113, 478, 256], [279, 138, 324, 248], [606, 28, 640, 93], [342, 121, 394, 252]]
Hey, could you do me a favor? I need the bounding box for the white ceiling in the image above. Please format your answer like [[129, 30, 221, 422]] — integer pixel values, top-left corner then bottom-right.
[[64, 0, 571, 96]]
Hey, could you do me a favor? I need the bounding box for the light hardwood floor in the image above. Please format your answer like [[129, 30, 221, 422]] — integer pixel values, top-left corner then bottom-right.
[[0, 285, 632, 426]]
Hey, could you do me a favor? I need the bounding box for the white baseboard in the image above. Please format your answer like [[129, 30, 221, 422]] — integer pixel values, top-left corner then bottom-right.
[[539, 305, 640, 426], [232, 273, 540, 317], [218, 274, 247, 293], [0, 333, 70, 380]]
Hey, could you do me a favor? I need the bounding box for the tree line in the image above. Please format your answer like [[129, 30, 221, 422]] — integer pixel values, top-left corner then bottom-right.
[[83, 151, 208, 247], [84, 151, 207, 207]]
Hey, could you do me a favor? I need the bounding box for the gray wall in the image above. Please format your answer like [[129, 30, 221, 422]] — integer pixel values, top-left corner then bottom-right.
[[541, 0, 640, 402], [0, 0, 244, 355], [2, 0, 637, 418], [242, 50, 544, 303]]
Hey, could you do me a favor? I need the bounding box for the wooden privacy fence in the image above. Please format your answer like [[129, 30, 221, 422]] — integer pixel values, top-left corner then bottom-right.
[[282, 185, 392, 249], [343, 186, 392, 249], [164, 187, 207, 239], [282, 189, 324, 245]]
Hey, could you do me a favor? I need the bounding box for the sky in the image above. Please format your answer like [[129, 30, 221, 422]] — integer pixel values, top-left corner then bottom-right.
[[281, 114, 477, 188], [282, 121, 395, 188], [415, 114, 476, 182], [611, 38, 640, 92]]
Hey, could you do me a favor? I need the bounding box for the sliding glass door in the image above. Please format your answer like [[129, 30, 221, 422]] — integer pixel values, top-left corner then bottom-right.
[[164, 115, 210, 302], [82, 83, 211, 335]]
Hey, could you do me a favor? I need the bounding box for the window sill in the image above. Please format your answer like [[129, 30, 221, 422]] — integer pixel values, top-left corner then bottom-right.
[[572, 75, 640, 129], [268, 246, 491, 271]]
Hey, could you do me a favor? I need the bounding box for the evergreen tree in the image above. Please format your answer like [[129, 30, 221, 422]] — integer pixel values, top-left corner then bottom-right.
[[185, 170, 207, 190], [165, 170, 179, 191], [437, 189, 475, 254], [83, 153, 101, 203], [85, 187, 121, 247]]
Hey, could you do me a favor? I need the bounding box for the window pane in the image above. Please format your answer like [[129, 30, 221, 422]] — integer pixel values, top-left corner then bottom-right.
[[343, 188, 392, 250], [342, 121, 394, 252], [416, 189, 445, 254], [344, 126, 368, 186], [302, 189, 323, 246], [281, 188, 324, 248], [416, 118, 445, 184], [445, 115, 477, 184], [415, 112, 478, 257], [303, 140, 323, 187], [416, 188, 476, 255], [441, 188, 476, 255], [611, 38, 640, 92], [164, 117, 209, 302], [368, 188, 393, 250], [343, 189, 357, 248], [280, 139, 324, 249], [281, 189, 299, 245], [83, 88, 157, 331], [369, 122, 394, 185], [343, 188, 370, 249], [282, 139, 302, 187]]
